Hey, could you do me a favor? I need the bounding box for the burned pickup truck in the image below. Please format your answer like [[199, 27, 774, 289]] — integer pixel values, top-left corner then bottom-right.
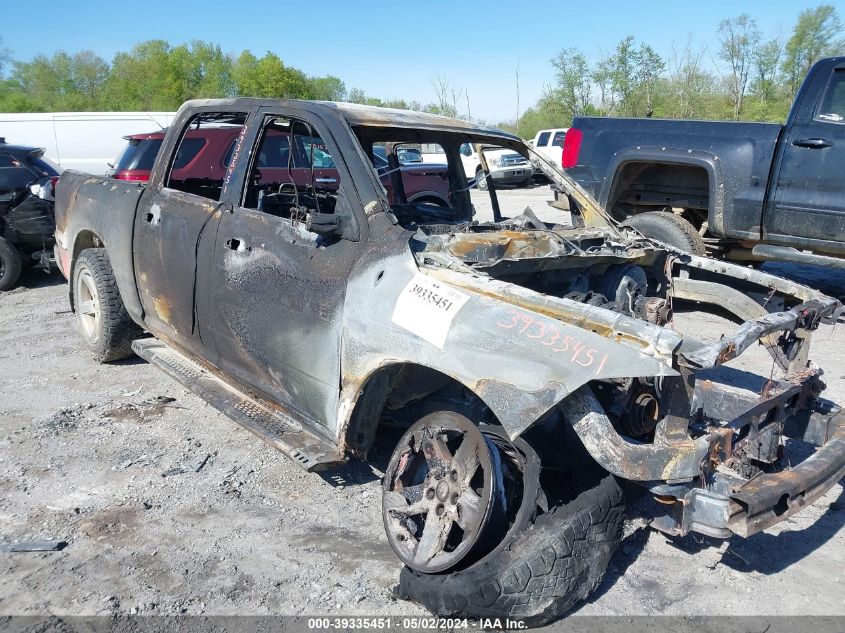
[[54, 99, 845, 625]]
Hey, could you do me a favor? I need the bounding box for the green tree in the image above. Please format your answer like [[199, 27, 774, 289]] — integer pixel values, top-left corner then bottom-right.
[[592, 54, 614, 112], [751, 38, 783, 103], [550, 47, 592, 121], [104, 40, 182, 109], [309, 75, 346, 101], [169, 41, 233, 100], [662, 40, 718, 119], [782, 5, 843, 96], [718, 14, 760, 119], [605, 36, 666, 116], [232, 50, 311, 99], [70, 50, 109, 107], [9, 52, 77, 110]]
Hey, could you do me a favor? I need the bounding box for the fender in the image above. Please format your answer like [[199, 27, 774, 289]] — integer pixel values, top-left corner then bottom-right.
[[55, 170, 146, 324], [338, 249, 679, 442], [599, 147, 727, 236]]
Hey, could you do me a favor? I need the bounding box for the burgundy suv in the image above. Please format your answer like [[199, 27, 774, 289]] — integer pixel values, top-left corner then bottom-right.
[[112, 129, 451, 208]]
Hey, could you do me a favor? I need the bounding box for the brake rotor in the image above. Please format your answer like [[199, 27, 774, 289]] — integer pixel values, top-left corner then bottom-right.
[[382, 412, 500, 573]]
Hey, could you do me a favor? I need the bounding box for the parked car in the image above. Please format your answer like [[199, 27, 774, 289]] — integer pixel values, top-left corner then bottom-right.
[[563, 56, 845, 268], [396, 146, 423, 163], [459, 142, 532, 190], [531, 127, 569, 165], [113, 130, 451, 208], [0, 139, 62, 290], [110, 127, 240, 182], [55, 99, 844, 625]]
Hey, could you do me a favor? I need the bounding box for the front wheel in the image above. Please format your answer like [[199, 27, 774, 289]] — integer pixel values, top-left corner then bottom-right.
[[73, 248, 141, 362], [476, 168, 489, 191], [0, 237, 23, 291], [398, 465, 624, 626]]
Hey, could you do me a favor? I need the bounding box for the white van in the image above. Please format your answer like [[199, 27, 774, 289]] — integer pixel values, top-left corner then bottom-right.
[[0, 111, 177, 175]]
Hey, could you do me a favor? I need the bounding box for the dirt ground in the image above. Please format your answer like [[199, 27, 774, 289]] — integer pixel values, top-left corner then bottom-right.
[[1, 189, 844, 623]]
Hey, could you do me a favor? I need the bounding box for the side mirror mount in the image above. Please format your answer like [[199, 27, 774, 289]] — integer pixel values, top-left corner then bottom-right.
[[306, 212, 349, 239]]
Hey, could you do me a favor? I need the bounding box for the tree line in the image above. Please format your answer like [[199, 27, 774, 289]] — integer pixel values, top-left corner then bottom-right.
[[0, 4, 842, 138], [509, 4, 844, 137]]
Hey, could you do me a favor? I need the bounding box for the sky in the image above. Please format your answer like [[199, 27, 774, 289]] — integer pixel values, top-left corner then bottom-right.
[[2, 0, 839, 121]]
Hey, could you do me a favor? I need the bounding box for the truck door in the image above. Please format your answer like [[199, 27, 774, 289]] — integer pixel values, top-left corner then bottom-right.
[[199, 110, 362, 430], [133, 110, 248, 362], [765, 63, 845, 248]]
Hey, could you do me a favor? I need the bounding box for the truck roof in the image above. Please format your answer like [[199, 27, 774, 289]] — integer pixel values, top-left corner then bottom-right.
[[178, 98, 520, 142]]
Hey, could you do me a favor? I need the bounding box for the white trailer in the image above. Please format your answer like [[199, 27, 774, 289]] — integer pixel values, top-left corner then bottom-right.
[[0, 111, 177, 174]]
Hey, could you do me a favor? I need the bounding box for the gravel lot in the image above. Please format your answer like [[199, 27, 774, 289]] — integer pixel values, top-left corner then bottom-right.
[[1, 186, 844, 623]]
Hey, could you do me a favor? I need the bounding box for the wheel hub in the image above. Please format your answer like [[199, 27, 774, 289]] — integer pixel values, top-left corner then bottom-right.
[[434, 479, 450, 502]]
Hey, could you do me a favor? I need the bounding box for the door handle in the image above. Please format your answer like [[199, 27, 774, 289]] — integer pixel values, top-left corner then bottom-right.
[[792, 138, 832, 149], [224, 238, 251, 253]]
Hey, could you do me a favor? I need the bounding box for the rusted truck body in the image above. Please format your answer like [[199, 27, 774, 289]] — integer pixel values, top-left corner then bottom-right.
[[54, 99, 845, 624]]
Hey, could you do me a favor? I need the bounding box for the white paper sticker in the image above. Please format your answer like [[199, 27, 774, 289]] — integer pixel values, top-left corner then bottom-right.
[[391, 274, 470, 349]]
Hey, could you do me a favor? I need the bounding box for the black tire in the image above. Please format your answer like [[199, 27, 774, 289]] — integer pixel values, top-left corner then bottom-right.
[[625, 211, 707, 256], [73, 248, 141, 363], [0, 237, 23, 291], [398, 469, 624, 626], [476, 167, 489, 191]]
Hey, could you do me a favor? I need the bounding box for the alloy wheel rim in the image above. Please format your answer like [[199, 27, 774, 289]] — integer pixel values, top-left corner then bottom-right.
[[382, 412, 500, 573], [75, 268, 100, 342]]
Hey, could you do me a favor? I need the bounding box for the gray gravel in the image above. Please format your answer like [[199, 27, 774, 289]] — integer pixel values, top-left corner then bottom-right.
[[1, 190, 844, 618]]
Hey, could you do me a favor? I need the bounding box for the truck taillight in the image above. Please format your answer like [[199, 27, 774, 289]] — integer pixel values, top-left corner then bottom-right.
[[562, 128, 583, 169]]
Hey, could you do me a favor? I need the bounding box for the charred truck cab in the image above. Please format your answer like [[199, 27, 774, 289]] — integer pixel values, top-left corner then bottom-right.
[[54, 99, 845, 625]]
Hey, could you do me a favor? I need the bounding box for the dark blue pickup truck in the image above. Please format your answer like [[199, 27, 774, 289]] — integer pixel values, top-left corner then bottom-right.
[[564, 56, 845, 268]]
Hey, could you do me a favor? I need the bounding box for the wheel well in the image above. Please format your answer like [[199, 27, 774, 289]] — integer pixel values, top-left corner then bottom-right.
[[407, 192, 450, 207], [344, 363, 494, 458], [608, 161, 710, 229]]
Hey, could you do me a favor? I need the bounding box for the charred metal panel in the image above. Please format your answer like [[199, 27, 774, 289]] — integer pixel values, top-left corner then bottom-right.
[[338, 215, 678, 441], [54, 170, 146, 323], [201, 207, 361, 428], [133, 187, 222, 358]]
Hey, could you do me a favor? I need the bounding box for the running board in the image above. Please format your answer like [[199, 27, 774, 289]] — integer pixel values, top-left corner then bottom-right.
[[131, 338, 345, 472]]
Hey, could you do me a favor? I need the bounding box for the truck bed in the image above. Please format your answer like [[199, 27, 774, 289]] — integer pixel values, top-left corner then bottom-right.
[[567, 116, 782, 240]]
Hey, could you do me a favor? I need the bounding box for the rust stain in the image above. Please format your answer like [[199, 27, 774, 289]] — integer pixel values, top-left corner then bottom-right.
[[153, 296, 172, 324], [717, 342, 737, 364]]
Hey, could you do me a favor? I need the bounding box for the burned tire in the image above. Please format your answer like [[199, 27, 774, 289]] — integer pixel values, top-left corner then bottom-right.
[[398, 468, 623, 627], [73, 248, 141, 363], [0, 237, 23, 291], [625, 211, 706, 256]]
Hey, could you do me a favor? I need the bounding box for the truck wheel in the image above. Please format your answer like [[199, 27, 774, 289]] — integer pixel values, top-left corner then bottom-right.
[[625, 211, 706, 256], [73, 248, 140, 363], [476, 168, 489, 191], [396, 445, 624, 625], [0, 237, 23, 291]]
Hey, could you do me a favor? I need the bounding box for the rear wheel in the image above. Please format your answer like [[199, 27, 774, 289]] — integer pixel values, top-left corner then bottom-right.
[[73, 248, 141, 362], [0, 237, 23, 291], [625, 211, 706, 256]]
